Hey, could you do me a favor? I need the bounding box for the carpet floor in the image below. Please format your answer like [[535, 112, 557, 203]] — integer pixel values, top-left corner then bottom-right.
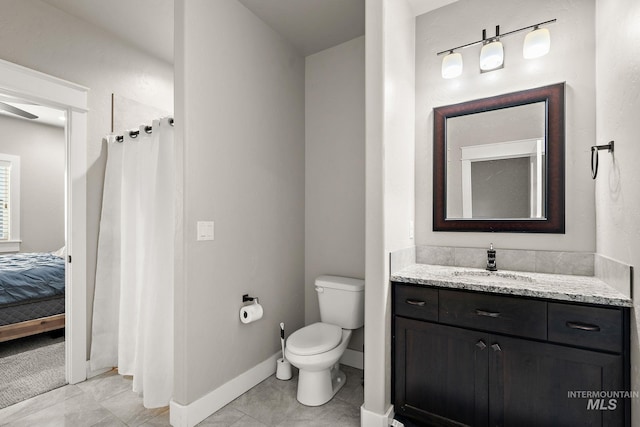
[[0, 334, 65, 409]]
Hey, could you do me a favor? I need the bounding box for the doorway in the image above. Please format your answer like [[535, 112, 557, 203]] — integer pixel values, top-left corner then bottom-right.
[[0, 59, 88, 388]]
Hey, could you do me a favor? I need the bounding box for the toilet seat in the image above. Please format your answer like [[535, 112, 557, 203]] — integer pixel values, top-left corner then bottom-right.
[[287, 322, 342, 356]]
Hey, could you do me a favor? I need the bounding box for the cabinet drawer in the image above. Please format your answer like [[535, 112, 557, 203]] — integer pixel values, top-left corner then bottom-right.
[[439, 290, 546, 340], [394, 284, 438, 322], [548, 303, 623, 353]]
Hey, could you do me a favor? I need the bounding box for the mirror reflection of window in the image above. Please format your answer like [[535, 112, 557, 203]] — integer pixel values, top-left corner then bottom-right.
[[446, 102, 546, 220]]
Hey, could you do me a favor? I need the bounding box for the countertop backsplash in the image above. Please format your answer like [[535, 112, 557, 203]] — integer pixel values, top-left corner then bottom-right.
[[595, 253, 633, 299], [390, 246, 416, 274], [416, 245, 594, 276]]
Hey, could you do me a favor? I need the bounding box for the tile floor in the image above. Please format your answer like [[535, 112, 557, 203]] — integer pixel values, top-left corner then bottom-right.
[[0, 365, 363, 426]]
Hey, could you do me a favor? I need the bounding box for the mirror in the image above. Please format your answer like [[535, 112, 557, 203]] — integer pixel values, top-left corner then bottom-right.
[[446, 103, 546, 219], [433, 83, 565, 233]]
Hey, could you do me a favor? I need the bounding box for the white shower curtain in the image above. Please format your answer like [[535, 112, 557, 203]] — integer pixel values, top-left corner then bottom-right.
[[90, 117, 175, 408]]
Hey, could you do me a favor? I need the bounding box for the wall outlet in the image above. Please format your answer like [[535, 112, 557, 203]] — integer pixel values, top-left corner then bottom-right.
[[197, 221, 214, 241]]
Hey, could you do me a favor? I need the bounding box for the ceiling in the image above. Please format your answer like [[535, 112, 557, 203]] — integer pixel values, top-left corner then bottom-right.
[[407, 0, 458, 17], [41, 0, 456, 63], [237, 0, 364, 56], [41, 0, 174, 64]]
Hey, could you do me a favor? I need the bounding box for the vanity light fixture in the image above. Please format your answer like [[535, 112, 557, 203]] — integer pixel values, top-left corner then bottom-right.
[[437, 19, 556, 78], [523, 26, 551, 59], [441, 51, 463, 79], [479, 41, 504, 71], [479, 27, 504, 72]]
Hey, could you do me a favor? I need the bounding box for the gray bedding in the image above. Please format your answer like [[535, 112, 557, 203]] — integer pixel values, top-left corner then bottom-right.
[[0, 253, 65, 307]]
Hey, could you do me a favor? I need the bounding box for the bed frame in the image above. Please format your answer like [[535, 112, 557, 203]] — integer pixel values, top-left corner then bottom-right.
[[0, 252, 66, 344], [0, 314, 65, 343]]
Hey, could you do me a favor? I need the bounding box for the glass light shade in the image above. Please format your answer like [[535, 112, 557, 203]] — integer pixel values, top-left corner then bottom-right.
[[479, 41, 504, 71], [441, 52, 463, 79], [523, 27, 551, 59]]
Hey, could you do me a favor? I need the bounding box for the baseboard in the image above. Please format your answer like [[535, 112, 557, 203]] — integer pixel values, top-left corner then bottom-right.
[[361, 404, 394, 427], [340, 348, 364, 370], [86, 361, 112, 379], [169, 352, 279, 427]]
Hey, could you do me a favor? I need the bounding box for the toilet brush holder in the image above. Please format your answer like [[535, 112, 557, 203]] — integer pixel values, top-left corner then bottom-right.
[[276, 358, 292, 380]]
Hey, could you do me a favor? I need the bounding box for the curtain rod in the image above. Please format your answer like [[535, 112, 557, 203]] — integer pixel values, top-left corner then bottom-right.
[[114, 117, 173, 143]]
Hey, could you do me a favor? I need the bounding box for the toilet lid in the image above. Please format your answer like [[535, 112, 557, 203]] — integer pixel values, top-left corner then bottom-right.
[[286, 322, 342, 356]]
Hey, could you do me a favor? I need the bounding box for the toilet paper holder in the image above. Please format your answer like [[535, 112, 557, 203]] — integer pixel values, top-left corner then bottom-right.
[[242, 294, 259, 304], [240, 294, 264, 324]]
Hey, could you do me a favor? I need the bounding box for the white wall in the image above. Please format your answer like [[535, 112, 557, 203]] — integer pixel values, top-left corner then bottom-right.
[[0, 0, 173, 355], [415, 0, 596, 252], [383, 1, 416, 256], [175, 0, 305, 405], [595, 0, 640, 422], [0, 115, 65, 253], [364, 0, 415, 421], [305, 36, 365, 352]]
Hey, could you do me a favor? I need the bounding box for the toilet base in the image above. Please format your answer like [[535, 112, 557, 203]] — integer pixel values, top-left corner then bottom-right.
[[296, 363, 346, 406]]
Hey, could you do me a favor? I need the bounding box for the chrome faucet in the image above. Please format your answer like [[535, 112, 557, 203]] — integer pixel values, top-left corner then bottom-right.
[[486, 243, 497, 271]]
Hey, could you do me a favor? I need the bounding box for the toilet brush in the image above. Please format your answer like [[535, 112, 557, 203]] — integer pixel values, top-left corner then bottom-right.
[[280, 322, 286, 359], [276, 322, 292, 380]]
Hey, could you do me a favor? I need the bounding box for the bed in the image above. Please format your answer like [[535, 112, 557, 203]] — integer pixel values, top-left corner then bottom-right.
[[0, 252, 65, 343]]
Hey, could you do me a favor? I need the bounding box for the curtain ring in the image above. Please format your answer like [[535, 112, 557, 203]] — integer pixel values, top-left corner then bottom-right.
[[129, 130, 139, 138], [144, 125, 153, 134]]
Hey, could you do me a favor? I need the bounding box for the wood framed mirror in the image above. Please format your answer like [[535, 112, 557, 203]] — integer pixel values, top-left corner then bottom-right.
[[433, 83, 565, 233]]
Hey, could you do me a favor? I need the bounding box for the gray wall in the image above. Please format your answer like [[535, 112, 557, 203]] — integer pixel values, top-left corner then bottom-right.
[[0, 115, 65, 253], [0, 0, 174, 355], [175, 0, 305, 405], [595, 0, 640, 422], [305, 36, 365, 352], [416, 0, 596, 252]]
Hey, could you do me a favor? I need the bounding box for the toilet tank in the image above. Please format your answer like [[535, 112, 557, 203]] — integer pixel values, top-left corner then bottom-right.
[[315, 275, 364, 329]]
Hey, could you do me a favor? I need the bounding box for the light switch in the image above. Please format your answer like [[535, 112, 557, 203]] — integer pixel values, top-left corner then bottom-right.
[[197, 221, 214, 241]]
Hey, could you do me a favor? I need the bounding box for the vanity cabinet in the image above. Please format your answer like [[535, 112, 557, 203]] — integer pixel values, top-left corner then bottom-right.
[[392, 282, 630, 427]]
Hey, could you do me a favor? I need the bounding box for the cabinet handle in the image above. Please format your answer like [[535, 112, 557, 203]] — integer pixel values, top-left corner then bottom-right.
[[405, 299, 426, 307], [476, 340, 487, 350], [491, 343, 502, 352], [475, 309, 501, 318], [566, 321, 601, 332]]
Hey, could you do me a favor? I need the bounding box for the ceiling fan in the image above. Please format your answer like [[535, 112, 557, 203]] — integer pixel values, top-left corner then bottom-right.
[[0, 101, 38, 120]]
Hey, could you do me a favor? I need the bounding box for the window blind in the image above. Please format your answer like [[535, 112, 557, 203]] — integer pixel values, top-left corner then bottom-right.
[[0, 160, 10, 240]]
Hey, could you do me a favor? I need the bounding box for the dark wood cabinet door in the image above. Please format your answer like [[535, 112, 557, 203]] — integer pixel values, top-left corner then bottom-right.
[[489, 334, 624, 427], [395, 316, 489, 426]]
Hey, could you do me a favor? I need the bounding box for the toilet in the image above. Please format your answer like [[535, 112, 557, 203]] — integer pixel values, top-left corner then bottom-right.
[[285, 275, 364, 406]]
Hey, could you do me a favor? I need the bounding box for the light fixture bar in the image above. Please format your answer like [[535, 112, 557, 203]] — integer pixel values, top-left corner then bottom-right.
[[436, 19, 556, 56]]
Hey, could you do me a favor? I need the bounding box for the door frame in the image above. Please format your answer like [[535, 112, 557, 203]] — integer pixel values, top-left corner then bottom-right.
[[0, 59, 88, 384]]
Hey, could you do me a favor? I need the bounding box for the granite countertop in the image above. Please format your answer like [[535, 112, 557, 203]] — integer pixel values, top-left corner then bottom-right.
[[391, 264, 633, 307]]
